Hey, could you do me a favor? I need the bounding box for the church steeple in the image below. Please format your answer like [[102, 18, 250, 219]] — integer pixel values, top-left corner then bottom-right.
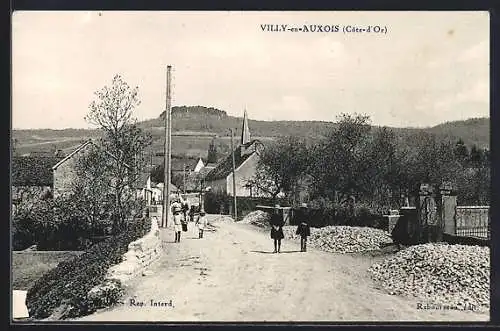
[[241, 109, 251, 145]]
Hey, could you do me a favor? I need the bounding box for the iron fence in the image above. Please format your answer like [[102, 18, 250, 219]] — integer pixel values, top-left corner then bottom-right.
[[455, 206, 490, 240]]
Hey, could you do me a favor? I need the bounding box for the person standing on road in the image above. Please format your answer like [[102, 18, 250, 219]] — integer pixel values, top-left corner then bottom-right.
[[171, 199, 183, 242], [196, 210, 208, 239], [270, 205, 285, 253], [181, 196, 190, 219], [296, 203, 311, 252], [189, 205, 196, 223], [180, 196, 190, 232]]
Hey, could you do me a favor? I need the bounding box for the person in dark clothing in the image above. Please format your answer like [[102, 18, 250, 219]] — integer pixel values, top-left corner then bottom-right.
[[270, 205, 284, 253], [296, 203, 311, 252], [189, 205, 196, 223], [181, 197, 190, 226]]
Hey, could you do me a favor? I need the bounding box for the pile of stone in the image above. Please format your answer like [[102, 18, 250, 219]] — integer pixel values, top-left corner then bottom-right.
[[240, 211, 271, 228], [207, 215, 234, 224], [368, 243, 490, 311], [282, 225, 393, 253], [204, 215, 234, 232]]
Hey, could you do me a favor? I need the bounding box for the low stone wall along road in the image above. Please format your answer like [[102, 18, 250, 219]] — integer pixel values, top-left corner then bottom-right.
[[75, 215, 489, 322]]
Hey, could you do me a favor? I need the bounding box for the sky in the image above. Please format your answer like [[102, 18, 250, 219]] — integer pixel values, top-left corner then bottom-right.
[[12, 11, 489, 129]]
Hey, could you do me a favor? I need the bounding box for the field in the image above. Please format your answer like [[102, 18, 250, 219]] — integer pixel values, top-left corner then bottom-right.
[[13, 127, 277, 163], [12, 251, 84, 290]]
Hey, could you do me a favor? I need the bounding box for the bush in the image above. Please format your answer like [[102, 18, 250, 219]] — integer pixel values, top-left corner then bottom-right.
[[12, 203, 37, 250], [25, 217, 149, 320], [12, 197, 92, 251], [295, 197, 385, 229], [12, 195, 148, 250], [204, 191, 230, 214]]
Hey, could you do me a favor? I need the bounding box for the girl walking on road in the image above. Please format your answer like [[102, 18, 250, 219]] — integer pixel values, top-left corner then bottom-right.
[[196, 210, 208, 239], [296, 203, 311, 252], [270, 205, 285, 253], [172, 202, 183, 243]]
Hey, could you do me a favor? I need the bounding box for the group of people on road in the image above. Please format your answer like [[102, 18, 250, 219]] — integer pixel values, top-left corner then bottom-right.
[[270, 203, 311, 253], [167, 197, 312, 252], [170, 195, 208, 242]]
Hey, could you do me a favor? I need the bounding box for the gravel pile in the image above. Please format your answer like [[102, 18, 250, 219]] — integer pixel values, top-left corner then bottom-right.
[[282, 225, 393, 253], [368, 243, 490, 311], [240, 211, 271, 228], [205, 215, 234, 231], [207, 215, 234, 223]]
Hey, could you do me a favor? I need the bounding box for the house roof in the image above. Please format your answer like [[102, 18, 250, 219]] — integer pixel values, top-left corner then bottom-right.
[[204, 140, 261, 181], [154, 182, 179, 192], [198, 165, 214, 177], [12, 156, 64, 186], [52, 140, 130, 170], [204, 163, 217, 169], [150, 155, 200, 172], [183, 171, 204, 191]]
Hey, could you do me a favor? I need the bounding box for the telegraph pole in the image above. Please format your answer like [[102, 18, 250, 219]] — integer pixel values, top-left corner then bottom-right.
[[183, 163, 186, 194], [162, 65, 172, 228], [230, 129, 238, 221]]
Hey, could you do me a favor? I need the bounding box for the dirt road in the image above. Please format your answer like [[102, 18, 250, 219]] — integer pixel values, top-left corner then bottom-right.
[[76, 217, 488, 322]]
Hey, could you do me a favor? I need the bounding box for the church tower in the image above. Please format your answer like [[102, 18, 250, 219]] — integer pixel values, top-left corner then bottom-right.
[[241, 109, 251, 145]]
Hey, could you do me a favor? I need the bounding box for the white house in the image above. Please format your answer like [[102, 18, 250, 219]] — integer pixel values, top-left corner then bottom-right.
[[138, 175, 178, 205], [204, 110, 267, 197]]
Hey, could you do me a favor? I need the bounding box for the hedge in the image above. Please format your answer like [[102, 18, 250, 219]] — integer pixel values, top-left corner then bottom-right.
[[203, 191, 289, 221], [25, 217, 150, 320], [289, 198, 387, 229], [13, 197, 94, 251]]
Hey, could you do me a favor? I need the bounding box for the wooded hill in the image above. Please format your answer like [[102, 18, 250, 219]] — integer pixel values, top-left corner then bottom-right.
[[141, 106, 489, 148], [12, 106, 489, 160]]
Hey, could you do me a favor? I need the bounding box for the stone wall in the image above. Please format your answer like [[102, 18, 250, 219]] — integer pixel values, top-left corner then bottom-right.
[[105, 217, 162, 284]]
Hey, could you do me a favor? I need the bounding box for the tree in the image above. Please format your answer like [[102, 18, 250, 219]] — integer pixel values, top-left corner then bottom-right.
[[454, 138, 469, 163], [246, 136, 308, 202], [72, 146, 114, 229], [469, 145, 483, 167], [359, 126, 399, 207], [84, 75, 152, 231], [309, 113, 372, 203]]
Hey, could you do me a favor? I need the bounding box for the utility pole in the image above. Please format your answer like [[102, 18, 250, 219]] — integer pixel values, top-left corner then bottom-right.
[[200, 179, 204, 211], [162, 65, 172, 228], [230, 129, 237, 221], [183, 163, 186, 194]]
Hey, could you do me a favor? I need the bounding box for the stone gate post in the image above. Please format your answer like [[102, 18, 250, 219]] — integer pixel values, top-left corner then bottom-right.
[[417, 183, 438, 243], [437, 182, 457, 237]]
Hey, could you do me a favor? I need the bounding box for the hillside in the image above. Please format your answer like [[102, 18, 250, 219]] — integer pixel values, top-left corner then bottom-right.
[[141, 106, 489, 148], [426, 118, 490, 149], [139, 105, 336, 139], [12, 106, 489, 161]]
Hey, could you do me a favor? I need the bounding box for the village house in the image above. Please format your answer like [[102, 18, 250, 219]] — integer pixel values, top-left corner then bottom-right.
[[181, 158, 217, 193], [204, 110, 266, 197], [12, 140, 130, 207], [11, 155, 64, 207], [50, 140, 133, 197], [136, 171, 179, 205]]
